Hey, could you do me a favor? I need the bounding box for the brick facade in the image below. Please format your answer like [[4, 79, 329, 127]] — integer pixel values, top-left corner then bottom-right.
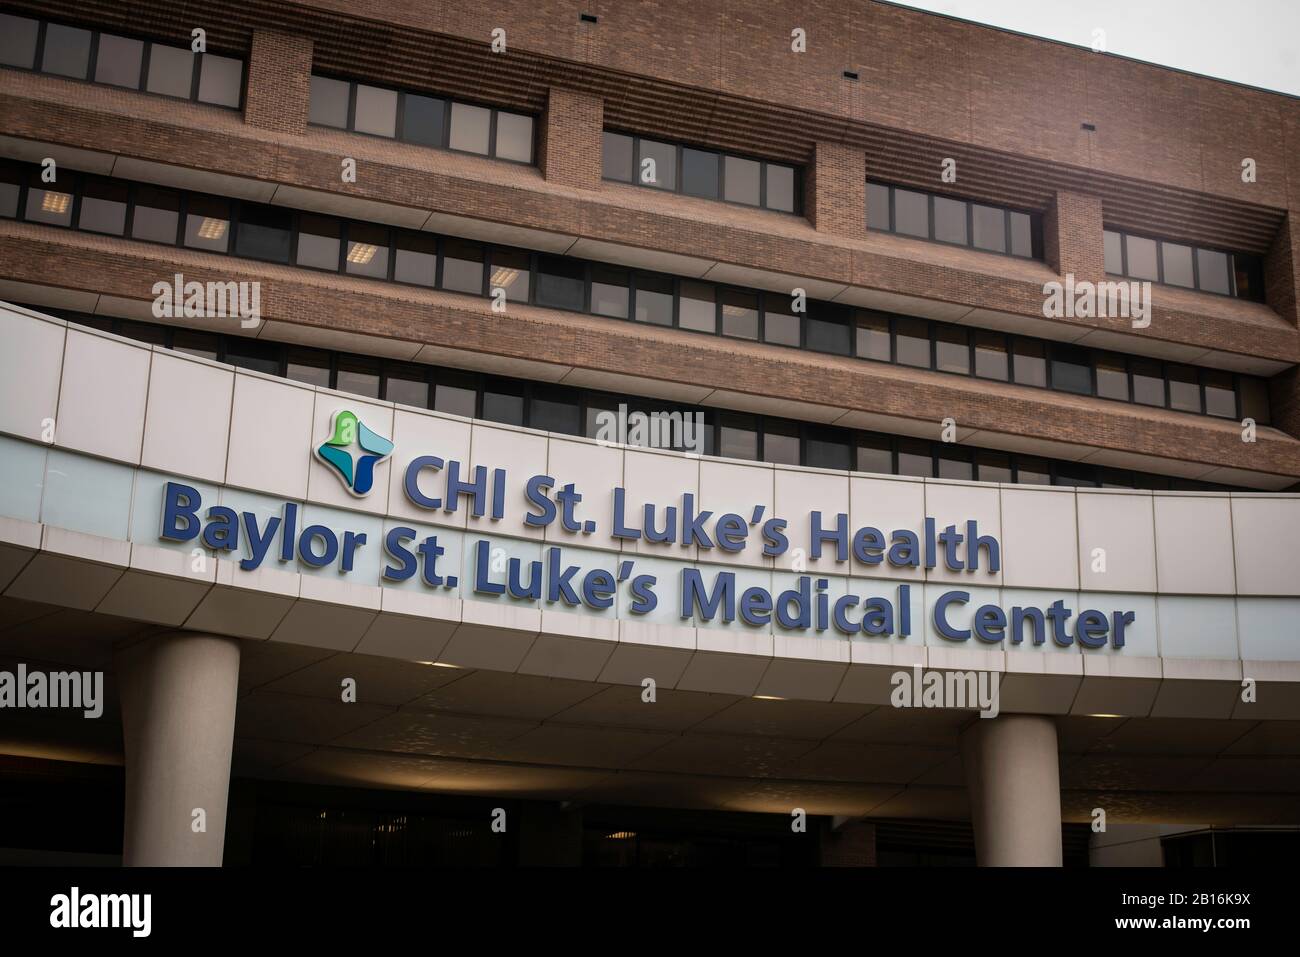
[[540, 86, 604, 189], [244, 31, 314, 134]]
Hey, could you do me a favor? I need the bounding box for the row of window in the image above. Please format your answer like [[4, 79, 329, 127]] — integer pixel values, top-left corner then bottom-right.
[[601, 131, 800, 213], [867, 181, 1040, 259], [0, 13, 243, 108], [0, 160, 1269, 424], [308, 75, 535, 164], [1104, 227, 1264, 301], [53, 310, 1236, 493]]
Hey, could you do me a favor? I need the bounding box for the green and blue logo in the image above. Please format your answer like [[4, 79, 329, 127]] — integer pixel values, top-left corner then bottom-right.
[[315, 409, 394, 496]]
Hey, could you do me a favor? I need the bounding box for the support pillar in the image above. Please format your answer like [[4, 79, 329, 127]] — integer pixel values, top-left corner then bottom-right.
[[116, 631, 241, 866], [960, 714, 1062, 866]]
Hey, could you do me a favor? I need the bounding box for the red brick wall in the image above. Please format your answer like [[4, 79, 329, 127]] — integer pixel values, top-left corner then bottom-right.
[[244, 31, 313, 134], [541, 87, 603, 189], [808, 142, 865, 239]]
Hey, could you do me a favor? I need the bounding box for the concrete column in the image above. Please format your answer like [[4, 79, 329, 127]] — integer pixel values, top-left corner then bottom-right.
[[960, 714, 1063, 866], [116, 631, 241, 867]]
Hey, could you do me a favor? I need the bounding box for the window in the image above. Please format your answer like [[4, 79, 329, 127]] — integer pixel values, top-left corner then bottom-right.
[[1239, 378, 1270, 426], [973, 330, 1008, 380], [766, 165, 796, 213], [536, 255, 585, 311], [897, 439, 933, 478], [679, 281, 716, 333], [724, 156, 760, 206], [1130, 358, 1165, 407], [0, 164, 24, 217], [590, 265, 630, 318], [0, 14, 39, 69], [1050, 345, 1091, 396], [763, 421, 801, 466], [1161, 242, 1194, 288], [763, 296, 800, 347], [866, 182, 890, 230], [937, 447, 973, 481], [337, 355, 380, 398], [855, 311, 891, 362], [934, 325, 969, 375], [1094, 352, 1129, 401], [25, 172, 74, 227], [286, 347, 331, 387], [1196, 248, 1231, 295], [482, 380, 524, 425], [530, 387, 580, 435], [384, 364, 430, 409], [345, 223, 390, 279], [934, 196, 967, 245], [489, 247, 530, 302], [77, 178, 128, 235], [857, 435, 892, 475], [638, 140, 677, 190], [441, 239, 485, 295], [449, 102, 491, 154], [1012, 340, 1047, 387], [495, 112, 534, 163], [41, 24, 92, 79], [1203, 370, 1236, 419], [146, 44, 195, 99], [309, 76, 350, 128], [403, 94, 446, 148], [805, 305, 851, 356], [605, 132, 799, 212], [1103, 230, 1123, 275], [184, 196, 230, 252], [894, 317, 930, 368], [297, 214, 341, 270], [354, 84, 398, 137], [634, 273, 673, 326], [173, 330, 220, 361], [1124, 235, 1159, 281], [435, 371, 478, 418], [225, 339, 280, 376], [866, 182, 1040, 259], [198, 53, 242, 107], [94, 34, 144, 88], [1167, 364, 1201, 413], [976, 450, 1013, 484], [718, 413, 758, 461], [602, 132, 634, 182], [971, 204, 1005, 253], [721, 290, 759, 340], [682, 148, 720, 199], [1016, 456, 1051, 486], [806, 429, 851, 470], [394, 231, 438, 287], [894, 189, 928, 238], [235, 204, 291, 262], [131, 185, 180, 244]]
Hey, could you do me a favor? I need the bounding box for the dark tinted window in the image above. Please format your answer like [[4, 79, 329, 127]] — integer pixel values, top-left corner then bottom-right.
[[894, 317, 930, 368], [490, 247, 530, 302], [131, 185, 180, 243], [1094, 352, 1129, 401], [718, 412, 758, 460], [146, 44, 195, 98], [971, 204, 1005, 252], [1203, 370, 1236, 419], [235, 204, 291, 262], [856, 311, 891, 362], [857, 435, 892, 475], [634, 273, 673, 326], [897, 439, 933, 478], [679, 280, 716, 333], [403, 94, 446, 147], [345, 222, 390, 279], [77, 177, 128, 235], [1012, 339, 1046, 387], [197, 53, 242, 107], [337, 355, 380, 398], [763, 421, 801, 466], [681, 148, 719, 199], [723, 156, 759, 205], [0, 14, 39, 69], [934, 325, 969, 374], [482, 381, 525, 425], [591, 265, 630, 318], [866, 183, 890, 230], [638, 140, 676, 190], [530, 387, 581, 435], [536, 255, 585, 311], [184, 195, 231, 252], [602, 132, 634, 182], [973, 330, 1008, 380], [933, 196, 967, 245], [495, 112, 533, 163], [441, 239, 485, 295], [42, 24, 92, 79], [721, 290, 759, 340], [354, 84, 398, 137], [1050, 345, 1092, 395], [894, 189, 928, 237], [806, 307, 851, 356], [766, 165, 796, 213], [1167, 365, 1201, 413], [449, 102, 491, 155], [1130, 358, 1165, 407], [385, 364, 429, 409], [309, 76, 350, 127], [286, 347, 331, 387]]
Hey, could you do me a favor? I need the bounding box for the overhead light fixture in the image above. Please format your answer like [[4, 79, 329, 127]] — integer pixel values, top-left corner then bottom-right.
[[347, 242, 378, 264], [490, 268, 518, 288], [753, 694, 785, 701], [1087, 713, 1124, 718], [196, 217, 227, 240], [414, 660, 461, 668], [41, 191, 72, 214]]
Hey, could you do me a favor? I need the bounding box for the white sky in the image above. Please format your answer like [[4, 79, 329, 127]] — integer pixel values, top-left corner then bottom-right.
[[891, 0, 1300, 97]]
